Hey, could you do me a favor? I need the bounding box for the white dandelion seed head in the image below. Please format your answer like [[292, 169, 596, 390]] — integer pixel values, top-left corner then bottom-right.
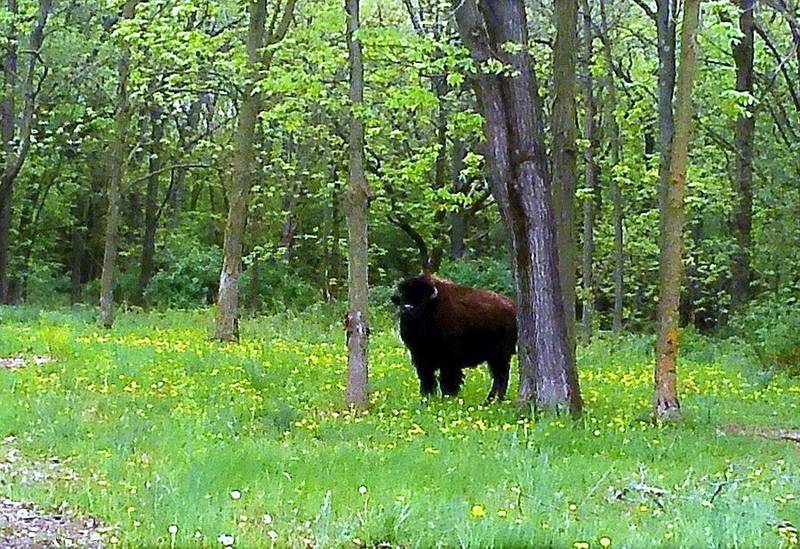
[[262, 513, 273, 525], [358, 485, 367, 494], [268, 530, 278, 541], [168, 524, 178, 535], [218, 533, 235, 546], [230, 490, 242, 500]]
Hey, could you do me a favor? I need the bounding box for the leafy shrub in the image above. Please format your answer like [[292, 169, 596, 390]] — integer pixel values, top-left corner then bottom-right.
[[438, 256, 513, 295], [145, 242, 222, 309], [730, 295, 800, 376], [240, 266, 320, 313]]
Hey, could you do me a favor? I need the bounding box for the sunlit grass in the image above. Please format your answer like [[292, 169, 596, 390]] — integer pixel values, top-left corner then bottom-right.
[[1, 306, 798, 547]]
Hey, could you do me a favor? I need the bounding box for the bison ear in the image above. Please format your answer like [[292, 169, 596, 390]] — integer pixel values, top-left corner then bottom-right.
[[429, 285, 438, 300]]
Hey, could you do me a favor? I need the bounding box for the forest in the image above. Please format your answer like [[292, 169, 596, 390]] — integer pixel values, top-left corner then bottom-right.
[[1, 0, 799, 547]]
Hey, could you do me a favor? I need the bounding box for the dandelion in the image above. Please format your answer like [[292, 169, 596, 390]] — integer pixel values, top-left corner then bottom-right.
[[262, 514, 273, 525], [358, 485, 368, 494], [470, 504, 487, 518], [599, 536, 612, 547], [568, 503, 578, 512], [268, 530, 278, 541], [168, 524, 178, 535], [230, 490, 242, 500], [573, 542, 589, 549], [496, 509, 508, 518], [110, 536, 119, 544], [218, 533, 235, 546]]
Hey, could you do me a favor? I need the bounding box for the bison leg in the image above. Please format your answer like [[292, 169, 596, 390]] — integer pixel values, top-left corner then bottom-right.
[[414, 363, 438, 397], [439, 367, 464, 397], [486, 357, 510, 402]]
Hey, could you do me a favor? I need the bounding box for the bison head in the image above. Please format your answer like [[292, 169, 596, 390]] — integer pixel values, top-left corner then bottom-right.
[[391, 274, 439, 313]]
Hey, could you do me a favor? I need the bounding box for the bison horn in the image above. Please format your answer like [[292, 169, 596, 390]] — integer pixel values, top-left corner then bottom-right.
[[430, 285, 438, 300]]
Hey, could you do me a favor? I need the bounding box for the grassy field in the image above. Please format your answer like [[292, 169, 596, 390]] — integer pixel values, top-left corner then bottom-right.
[[0, 305, 799, 548]]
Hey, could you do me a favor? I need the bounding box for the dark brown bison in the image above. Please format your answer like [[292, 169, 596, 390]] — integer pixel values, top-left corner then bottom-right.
[[391, 274, 517, 402]]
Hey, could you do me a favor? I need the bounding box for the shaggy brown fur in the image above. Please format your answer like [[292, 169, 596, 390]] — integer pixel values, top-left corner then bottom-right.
[[392, 274, 517, 402]]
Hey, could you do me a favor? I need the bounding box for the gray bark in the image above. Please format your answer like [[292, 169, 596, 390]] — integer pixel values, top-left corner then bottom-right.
[[655, 0, 702, 421], [552, 0, 579, 352], [99, 0, 139, 328], [345, 0, 370, 410]]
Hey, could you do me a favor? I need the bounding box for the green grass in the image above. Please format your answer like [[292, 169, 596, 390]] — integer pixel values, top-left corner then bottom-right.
[[1, 305, 799, 548]]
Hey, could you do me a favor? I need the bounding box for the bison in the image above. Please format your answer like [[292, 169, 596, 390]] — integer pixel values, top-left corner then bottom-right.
[[391, 274, 517, 402]]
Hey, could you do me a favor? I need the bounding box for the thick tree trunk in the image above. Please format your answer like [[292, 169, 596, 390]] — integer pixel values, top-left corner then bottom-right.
[[135, 101, 164, 304], [579, 0, 597, 345], [731, 0, 755, 308], [600, 0, 624, 334], [654, 0, 702, 421], [552, 0, 579, 352], [99, 0, 138, 328], [454, 0, 581, 415], [345, 0, 370, 411], [214, 0, 296, 341], [214, 3, 266, 340]]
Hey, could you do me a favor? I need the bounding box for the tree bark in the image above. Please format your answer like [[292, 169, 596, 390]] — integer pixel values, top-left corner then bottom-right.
[[579, 0, 597, 346], [345, 0, 370, 411], [135, 99, 164, 304], [654, 0, 702, 421], [454, 0, 581, 415], [656, 0, 677, 220], [552, 0, 579, 352], [449, 140, 468, 260], [70, 191, 91, 304], [98, 0, 139, 328], [599, 0, 624, 334], [0, 0, 52, 303], [214, 0, 297, 341], [731, 0, 755, 308]]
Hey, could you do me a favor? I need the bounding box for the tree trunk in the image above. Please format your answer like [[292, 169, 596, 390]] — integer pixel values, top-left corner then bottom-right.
[[0, 0, 17, 303], [454, 0, 581, 416], [579, 0, 597, 346], [552, 0, 579, 353], [0, 0, 51, 303], [731, 0, 755, 308], [345, 0, 370, 411], [449, 140, 469, 260], [324, 172, 342, 301], [656, 0, 677, 219], [246, 255, 261, 317], [214, 2, 267, 341], [70, 191, 91, 304], [214, 0, 296, 341], [279, 183, 299, 261], [13, 173, 56, 299], [135, 100, 164, 304], [98, 0, 139, 328], [599, 0, 624, 334], [654, 0, 702, 421]]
